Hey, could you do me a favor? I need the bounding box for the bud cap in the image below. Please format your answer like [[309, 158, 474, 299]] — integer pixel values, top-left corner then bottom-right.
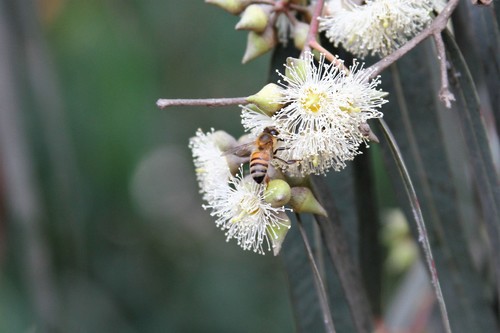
[[289, 187, 327, 216], [205, 0, 249, 15], [246, 83, 285, 115], [235, 4, 269, 33], [264, 179, 291, 207]]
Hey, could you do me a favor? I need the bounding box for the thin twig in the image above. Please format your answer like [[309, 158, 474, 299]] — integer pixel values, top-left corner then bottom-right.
[[309, 40, 349, 72], [295, 213, 336, 333], [433, 32, 456, 108], [303, 0, 325, 54], [377, 118, 452, 333], [156, 97, 248, 109], [367, 0, 460, 79]]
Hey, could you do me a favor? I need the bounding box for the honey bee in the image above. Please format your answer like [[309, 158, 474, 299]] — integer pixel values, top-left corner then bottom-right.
[[224, 127, 293, 184]]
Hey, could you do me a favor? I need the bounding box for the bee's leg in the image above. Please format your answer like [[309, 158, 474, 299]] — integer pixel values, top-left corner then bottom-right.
[[273, 147, 286, 155], [274, 156, 300, 165], [273, 147, 299, 164]]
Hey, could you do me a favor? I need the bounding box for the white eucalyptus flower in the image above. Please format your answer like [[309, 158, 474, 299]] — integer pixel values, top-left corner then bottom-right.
[[203, 170, 291, 254], [319, 0, 436, 58], [270, 52, 386, 176], [241, 104, 278, 138], [189, 129, 233, 201]]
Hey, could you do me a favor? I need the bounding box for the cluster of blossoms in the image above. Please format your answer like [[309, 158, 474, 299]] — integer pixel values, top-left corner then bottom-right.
[[243, 52, 386, 176], [206, 0, 312, 63], [190, 51, 386, 254], [190, 129, 297, 255], [207, 0, 444, 61], [190, 0, 444, 255], [319, 0, 444, 58]]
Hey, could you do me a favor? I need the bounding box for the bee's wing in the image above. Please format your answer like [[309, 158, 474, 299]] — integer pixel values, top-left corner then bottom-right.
[[222, 142, 254, 157]]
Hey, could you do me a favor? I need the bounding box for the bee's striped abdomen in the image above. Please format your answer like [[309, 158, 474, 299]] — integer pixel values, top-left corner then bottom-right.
[[250, 151, 270, 184]]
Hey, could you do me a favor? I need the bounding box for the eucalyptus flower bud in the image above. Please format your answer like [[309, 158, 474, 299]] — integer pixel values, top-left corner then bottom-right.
[[289, 187, 327, 216], [235, 4, 269, 33], [264, 179, 291, 207], [246, 83, 285, 115], [242, 27, 277, 64], [266, 212, 291, 256], [285, 56, 307, 82], [293, 21, 310, 50], [205, 0, 250, 15]]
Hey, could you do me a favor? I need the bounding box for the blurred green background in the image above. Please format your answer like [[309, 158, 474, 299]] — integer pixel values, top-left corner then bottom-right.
[[0, 1, 295, 332]]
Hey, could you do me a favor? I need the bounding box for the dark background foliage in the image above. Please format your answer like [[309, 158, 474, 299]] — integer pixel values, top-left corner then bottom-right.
[[0, 1, 294, 332], [0, 1, 498, 333]]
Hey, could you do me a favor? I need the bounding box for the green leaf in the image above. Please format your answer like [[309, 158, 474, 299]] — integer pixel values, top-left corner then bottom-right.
[[453, 1, 500, 136], [377, 37, 498, 332]]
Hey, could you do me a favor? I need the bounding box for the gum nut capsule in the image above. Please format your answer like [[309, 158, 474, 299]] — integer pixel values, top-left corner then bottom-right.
[[266, 212, 291, 256], [242, 26, 277, 64], [235, 4, 269, 33], [289, 187, 327, 216], [205, 0, 250, 15], [246, 83, 285, 115], [264, 179, 291, 207]]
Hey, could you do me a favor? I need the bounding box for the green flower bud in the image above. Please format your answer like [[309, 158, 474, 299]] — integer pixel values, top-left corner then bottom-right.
[[242, 27, 277, 64], [266, 212, 291, 256], [293, 21, 310, 50], [285, 57, 307, 82], [289, 187, 327, 216], [205, 0, 250, 15], [387, 240, 417, 274], [264, 179, 291, 207], [235, 4, 269, 33], [246, 83, 285, 115]]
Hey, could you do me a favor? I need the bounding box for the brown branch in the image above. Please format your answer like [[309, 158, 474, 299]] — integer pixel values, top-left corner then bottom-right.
[[367, 0, 460, 79], [433, 32, 456, 108], [156, 97, 249, 109]]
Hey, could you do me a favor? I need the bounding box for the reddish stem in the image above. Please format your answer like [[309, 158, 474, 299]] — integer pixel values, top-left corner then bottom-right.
[[303, 0, 325, 54]]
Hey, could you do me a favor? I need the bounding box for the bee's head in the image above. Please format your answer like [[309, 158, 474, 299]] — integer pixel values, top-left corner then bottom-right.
[[263, 127, 279, 137]]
